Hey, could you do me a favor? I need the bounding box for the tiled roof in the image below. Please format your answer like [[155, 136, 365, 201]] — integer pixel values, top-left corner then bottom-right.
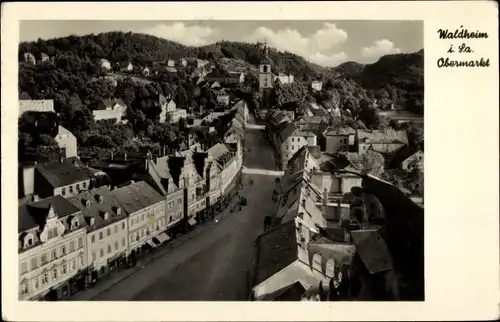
[[255, 220, 298, 285], [36, 158, 94, 188], [19, 100, 55, 117], [19, 195, 80, 233], [310, 108, 329, 117], [110, 181, 164, 214], [350, 229, 393, 275], [298, 115, 326, 125], [357, 129, 409, 145], [279, 122, 297, 142], [68, 186, 127, 231], [325, 126, 356, 136], [207, 143, 229, 161]]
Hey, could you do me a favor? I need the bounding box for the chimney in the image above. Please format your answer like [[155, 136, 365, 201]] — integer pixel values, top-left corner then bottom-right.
[[163, 145, 166, 156], [111, 151, 114, 160], [124, 153, 127, 161], [323, 188, 328, 204]]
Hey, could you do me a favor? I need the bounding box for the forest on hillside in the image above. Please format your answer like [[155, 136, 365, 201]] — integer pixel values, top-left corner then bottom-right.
[[18, 32, 424, 163]]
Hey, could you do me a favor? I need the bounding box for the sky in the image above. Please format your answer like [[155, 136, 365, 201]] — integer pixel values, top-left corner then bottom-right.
[[20, 20, 423, 67]]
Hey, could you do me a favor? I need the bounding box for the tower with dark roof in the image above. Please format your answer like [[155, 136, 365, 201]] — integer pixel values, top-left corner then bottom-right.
[[259, 37, 274, 109]]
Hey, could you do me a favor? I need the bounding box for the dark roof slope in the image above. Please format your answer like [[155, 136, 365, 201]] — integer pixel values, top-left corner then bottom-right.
[[350, 229, 393, 275], [19, 195, 80, 232], [36, 158, 94, 188], [254, 220, 298, 285]]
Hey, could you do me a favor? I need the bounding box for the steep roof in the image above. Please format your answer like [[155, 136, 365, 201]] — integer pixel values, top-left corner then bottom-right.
[[110, 181, 164, 214], [255, 220, 298, 285], [325, 126, 356, 136], [350, 229, 393, 275], [19, 195, 80, 233], [36, 158, 94, 188], [357, 129, 409, 145], [279, 122, 298, 142], [99, 98, 127, 110]]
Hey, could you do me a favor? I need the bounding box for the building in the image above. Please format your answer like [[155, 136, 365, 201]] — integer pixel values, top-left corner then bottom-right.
[[40, 53, 50, 63], [259, 43, 274, 109], [158, 95, 175, 123], [111, 181, 167, 258], [180, 58, 188, 67], [206, 71, 245, 86], [311, 80, 323, 91], [93, 99, 127, 124], [142, 67, 151, 77], [54, 125, 78, 158], [99, 59, 111, 71], [143, 153, 187, 237], [34, 158, 97, 199], [324, 126, 356, 154], [387, 146, 424, 171], [213, 88, 230, 106], [18, 195, 88, 300], [24, 52, 36, 65], [274, 73, 294, 84], [356, 129, 409, 155], [19, 99, 56, 117], [167, 59, 175, 67], [68, 186, 129, 281], [120, 62, 133, 72], [266, 114, 318, 169]]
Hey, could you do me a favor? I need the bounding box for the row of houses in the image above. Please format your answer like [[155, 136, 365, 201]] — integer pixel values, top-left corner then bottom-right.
[[18, 102, 249, 301], [265, 108, 423, 172], [250, 145, 400, 301]]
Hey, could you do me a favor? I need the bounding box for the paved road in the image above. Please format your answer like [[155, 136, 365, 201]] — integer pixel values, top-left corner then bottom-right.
[[90, 112, 278, 301], [243, 115, 276, 171]]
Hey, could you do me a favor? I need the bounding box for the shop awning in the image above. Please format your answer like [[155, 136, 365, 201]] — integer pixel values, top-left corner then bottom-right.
[[146, 240, 156, 248], [188, 217, 197, 226], [154, 232, 171, 244]]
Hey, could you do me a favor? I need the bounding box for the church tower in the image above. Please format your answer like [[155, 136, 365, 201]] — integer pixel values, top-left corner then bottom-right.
[[259, 37, 274, 108]]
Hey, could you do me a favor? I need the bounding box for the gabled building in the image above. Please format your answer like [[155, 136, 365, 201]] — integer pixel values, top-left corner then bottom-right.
[[24, 52, 36, 65], [93, 99, 127, 124], [311, 80, 323, 91], [356, 129, 409, 155], [54, 125, 78, 158], [213, 88, 230, 106], [68, 186, 129, 280], [324, 126, 356, 154], [387, 146, 424, 171], [274, 72, 294, 84], [19, 99, 56, 117], [34, 157, 99, 199], [18, 195, 88, 300], [99, 59, 111, 71], [206, 70, 245, 86]]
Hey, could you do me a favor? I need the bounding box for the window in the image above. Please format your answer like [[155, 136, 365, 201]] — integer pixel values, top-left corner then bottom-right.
[[92, 252, 96, 262], [20, 261, 27, 274], [82, 182, 87, 189], [76, 183, 80, 191], [286, 145, 289, 150], [122, 222, 125, 230], [61, 245, 66, 255], [47, 229, 53, 239], [69, 241, 75, 252], [99, 232, 103, 240], [52, 227, 58, 238], [69, 185, 73, 193], [62, 188, 66, 196], [42, 273, 48, 285], [72, 219, 79, 229], [79, 255, 84, 267], [71, 259, 76, 271], [263, 65, 268, 73], [292, 145, 295, 150], [107, 245, 112, 254], [114, 225, 118, 234], [77, 237, 83, 248], [33, 278, 39, 290], [25, 235, 34, 247], [41, 253, 47, 265], [51, 249, 57, 261], [21, 283, 28, 295], [31, 257, 37, 270], [51, 268, 58, 279], [100, 249, 104, 257], [291, 138, 294, 142], [122, 238, 126, 247], [61, 263, 67, 275], [107, 228, 111, 237], [91, 234, 95, 243], [114, 241, 118, 250]]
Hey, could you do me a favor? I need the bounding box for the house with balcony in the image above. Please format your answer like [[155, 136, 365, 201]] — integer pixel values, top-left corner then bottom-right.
[[18, 195, 88, 300]]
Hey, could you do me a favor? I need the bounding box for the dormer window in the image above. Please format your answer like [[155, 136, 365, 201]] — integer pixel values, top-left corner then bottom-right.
[[24, 234, 34, 248], [95, 194, 103, 203], [71, 218, 79, 229], [90, 218, 95, 226], [114, 206, 122, 215], [104, 212, 109, 220]]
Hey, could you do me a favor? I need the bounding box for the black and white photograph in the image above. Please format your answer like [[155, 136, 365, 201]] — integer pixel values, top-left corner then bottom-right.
[[2, 2, 499, 321], [16, 19, 424, 302]]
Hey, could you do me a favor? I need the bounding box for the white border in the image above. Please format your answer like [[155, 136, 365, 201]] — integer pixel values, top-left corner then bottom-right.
[[2, 1, 499, 321]]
